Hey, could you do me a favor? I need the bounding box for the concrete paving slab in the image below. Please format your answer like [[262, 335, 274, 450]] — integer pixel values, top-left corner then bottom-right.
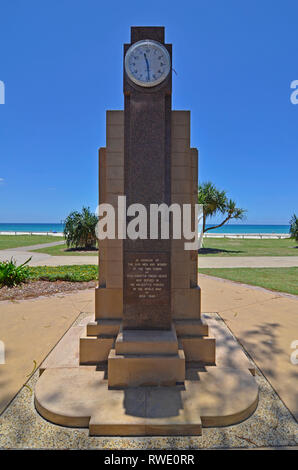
[[202, 313, 255, 374], [1, 366, 296, 448], [0, 290, 94, 414], [39, 314, 93, 373], [30, 255, 98, 266]]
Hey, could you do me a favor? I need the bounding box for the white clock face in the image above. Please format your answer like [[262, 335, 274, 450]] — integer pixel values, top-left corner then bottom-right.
[[125, 40, 171, 87]]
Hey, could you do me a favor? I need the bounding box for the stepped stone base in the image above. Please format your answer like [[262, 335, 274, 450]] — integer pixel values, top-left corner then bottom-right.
[[86, 319, 121, 336], [179, 336, 216, 363], [108, 324, 185, 387], [80, 336, 114, 364], [35, 313, 258, 436], [108, 349, 185, 388], [174, 318, 209, 336]]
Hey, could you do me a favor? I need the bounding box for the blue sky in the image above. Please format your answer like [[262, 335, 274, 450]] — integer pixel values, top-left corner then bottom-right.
[[0, 0, 297, 224]]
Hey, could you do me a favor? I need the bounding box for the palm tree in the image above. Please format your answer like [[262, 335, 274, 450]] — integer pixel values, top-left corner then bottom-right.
[[198, 182, 246, 232], [64, 206, 97, 249], [289, 214, 298, 242]]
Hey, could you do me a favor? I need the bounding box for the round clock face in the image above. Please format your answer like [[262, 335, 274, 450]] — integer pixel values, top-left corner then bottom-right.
[[125, 40, 171, 87]]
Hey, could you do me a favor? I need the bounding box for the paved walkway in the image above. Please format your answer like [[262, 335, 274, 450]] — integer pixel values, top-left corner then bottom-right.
[[12, 241, 65, 251], [31, 255, 298, 268], [29, 254, 298, 267], [199, 256, 298, 268], [200, 274, 298, 421], [1, 241, 298, 267], [0, 290, 94, 414], [30, 255, 98, 266], [0, 240, 96, 266], [0, 241, 65, 266], [2, 251, 298, 268], [0, 250, 51, 265]]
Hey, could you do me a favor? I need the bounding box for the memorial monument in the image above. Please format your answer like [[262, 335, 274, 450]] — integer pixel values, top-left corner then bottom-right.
[[35, 27, 258, 436]]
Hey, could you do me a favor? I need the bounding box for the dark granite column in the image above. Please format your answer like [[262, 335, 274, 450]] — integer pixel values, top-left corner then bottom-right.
[[123, 27, 172, 330]]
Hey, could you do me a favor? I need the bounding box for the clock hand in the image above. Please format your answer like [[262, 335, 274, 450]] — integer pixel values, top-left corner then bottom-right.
[[144, 53, 150, 81]]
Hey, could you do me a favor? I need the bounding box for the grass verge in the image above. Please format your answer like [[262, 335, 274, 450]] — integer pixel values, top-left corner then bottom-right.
[[21, 237, 298, 258], [199, 267, 298, 295], [28, 265, 98, 282], [199, 237, 297, 256], [0, 235, 63, 250], [32, 243, 97, 256]]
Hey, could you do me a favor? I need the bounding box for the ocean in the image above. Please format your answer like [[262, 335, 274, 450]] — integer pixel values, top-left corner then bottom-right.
[[205, 224, 290, 234], [0, 223, 291, 234], [0, 223, 65, 233]]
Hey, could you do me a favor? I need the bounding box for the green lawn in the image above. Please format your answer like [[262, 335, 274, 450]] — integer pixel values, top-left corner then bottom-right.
[[28, 265, 98, 282], [2, 234, 297, 260], [199, 237, 297, 256], [32, 243, 97, 256], [32, 238, 298, 257], [199, 267, 298, 295], [0, 235, 63, 250]]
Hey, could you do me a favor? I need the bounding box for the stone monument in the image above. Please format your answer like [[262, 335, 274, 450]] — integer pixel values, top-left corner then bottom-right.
[[35, 27, 258, 436]]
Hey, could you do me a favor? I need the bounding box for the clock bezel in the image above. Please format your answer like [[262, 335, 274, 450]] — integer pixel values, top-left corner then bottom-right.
[[124, 39, 171, 88]]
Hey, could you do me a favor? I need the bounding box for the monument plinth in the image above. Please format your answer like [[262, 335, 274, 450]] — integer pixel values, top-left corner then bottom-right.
[[34, 27, 258, 436]]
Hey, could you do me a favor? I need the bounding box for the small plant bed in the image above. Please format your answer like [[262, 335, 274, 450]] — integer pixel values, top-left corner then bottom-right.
[[0, 264, 98, 301], [0, 280, 96, 301]]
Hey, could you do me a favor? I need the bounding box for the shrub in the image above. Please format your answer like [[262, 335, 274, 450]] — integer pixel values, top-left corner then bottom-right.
[[64, 206, 97, 249], [198, 182, 246, 232], [289, 214, 298, 242], [0, 257, 31, 287]]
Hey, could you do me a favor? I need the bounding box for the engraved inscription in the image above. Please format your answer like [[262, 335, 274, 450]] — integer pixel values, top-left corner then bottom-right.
[[125, 252, 169, 303]]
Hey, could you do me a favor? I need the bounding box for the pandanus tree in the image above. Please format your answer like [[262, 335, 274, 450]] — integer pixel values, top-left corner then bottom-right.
[[198, 182, 246, 233], [64, 206, 98, 249], [289, 214, 298, 242]]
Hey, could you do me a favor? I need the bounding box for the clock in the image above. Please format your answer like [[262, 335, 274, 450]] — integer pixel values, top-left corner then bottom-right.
[[125, 39, 171, 88]]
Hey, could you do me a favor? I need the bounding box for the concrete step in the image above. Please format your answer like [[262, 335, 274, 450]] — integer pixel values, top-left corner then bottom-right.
[[115, 324, 179, 355], [202, 313, 256, 375], [108, 349, 185, 387], [174, 318, 209, 336], [86, 319, 121, 336], [179, 336, 216, 364], [80, 336, 114, 364]]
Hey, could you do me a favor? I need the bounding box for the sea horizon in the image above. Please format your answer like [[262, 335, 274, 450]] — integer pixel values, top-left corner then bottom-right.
[[0, 223, 291, 234]]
